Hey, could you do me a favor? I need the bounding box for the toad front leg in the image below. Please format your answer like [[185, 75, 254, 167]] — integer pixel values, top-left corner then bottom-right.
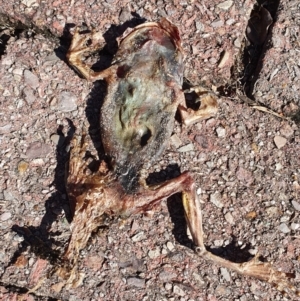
[[179, 86, 218, 126], [66, 28, 115, 81]]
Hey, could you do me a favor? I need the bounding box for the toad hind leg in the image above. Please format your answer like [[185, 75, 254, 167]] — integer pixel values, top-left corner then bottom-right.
[[128, 174, 298, 296], [181, 183, 299, 297]]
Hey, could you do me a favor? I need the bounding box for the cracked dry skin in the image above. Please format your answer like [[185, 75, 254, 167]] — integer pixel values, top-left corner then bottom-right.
[[100, 19, 184, 192], [62, 18, 298, 296]]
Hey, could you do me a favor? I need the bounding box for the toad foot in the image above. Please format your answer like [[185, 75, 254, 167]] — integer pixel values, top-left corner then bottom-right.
[[179, 86, 218, 126]]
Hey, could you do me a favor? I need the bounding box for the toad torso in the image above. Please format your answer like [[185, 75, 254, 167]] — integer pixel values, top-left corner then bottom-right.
[[99, 20, 184, 191]]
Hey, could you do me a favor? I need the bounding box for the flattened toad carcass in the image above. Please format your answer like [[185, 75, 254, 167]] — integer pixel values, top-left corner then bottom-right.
[[63, 18, 298, 295]]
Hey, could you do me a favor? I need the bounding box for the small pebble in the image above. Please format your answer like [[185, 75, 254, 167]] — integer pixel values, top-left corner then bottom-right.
[[194, 134, 210, 149], [23, 87, 35, 104], [51, 282, 65, 293], [127, 277, 145, 288], [245, 211, 257, 220], [13, 67, 23, 81], [265, 206, 280, 217], [214, 239, 224, 247], [166, 241, 175, 251], [173, 285, 185, 297], [165, 283, 172, 290], [1, 212, 12, 221], [45, 53, 59, 62], [234, 38, 241, 48], [131, 231, 145, 242], [119, 8, 132, 22], [170, 134, 182, 148], [216, 126, 226, 137], [14, 254, 28, 267], [218, 50, 230, 68], [148, 247, 160, 259], [24, 69, 39, 89], [57, 91, 77, 112], [50, 134, 65, 147], [0, 124, 12, 134], [220, 267, 231, 281], [274, 135, 287, 149], [210, 192, 224, 208], [291, 223, 300, 231], [291, 200, 300, 211], [211, 19, 224, 28], [22, 0, 38, 7], [18, 160, 29, 175], [249, 248, 258, 255], [28, 257, 35, 266], [177, 143, 194, 152], [224, 212, 234, 224], [293, 181, 300, 190], [3, 190, 15, 201], [192, 272, 205, 286], [131, 219, 139, 232], [159, 271, 177, 282], [280, 215, 290, 222], [26, 142, 52, 159], [161, 248, 168, 255], [278, 223, 290, 233], [217, 0, 233, 10], [215, 284, 231, 296], [280, 123, 294, 138]]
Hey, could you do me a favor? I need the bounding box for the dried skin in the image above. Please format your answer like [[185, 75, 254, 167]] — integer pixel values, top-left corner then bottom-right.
[[63, 19, 298, 296]]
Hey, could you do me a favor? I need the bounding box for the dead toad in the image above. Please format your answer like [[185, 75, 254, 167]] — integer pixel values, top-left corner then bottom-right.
[[62, 18, 298, 294]]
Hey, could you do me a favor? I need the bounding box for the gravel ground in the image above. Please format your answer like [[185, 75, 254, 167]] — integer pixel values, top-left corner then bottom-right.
[[0, 0, 299, 300]]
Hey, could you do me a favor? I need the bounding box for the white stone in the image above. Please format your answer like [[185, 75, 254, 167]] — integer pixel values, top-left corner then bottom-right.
[[218, 51, 230, 68], [216, 126, 226, 137], [148, 247, 160, 259], [22, 0, 38, 6], [217, 0, 233, 10], [131, 231, 145, 242], [173, 285, 185, 297], [292, 200, 300, 211], [210, 192, 224, 208], [274, 135, 287, 149], [24, 70, 39, 89], [165, 283, 172, 290], [0, 212, 11, 221], [278, 223, 290, 233], [224, 212, 234, 224], [166, 241, 175, 251], [291, 223, 300, 230], [57, 91, 77, 112], [177, 143, 194, 152], [220, 267, 231, 281], [170, 134, 182, 148]]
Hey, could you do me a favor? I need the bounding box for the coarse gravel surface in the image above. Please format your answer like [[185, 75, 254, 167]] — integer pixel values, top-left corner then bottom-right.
[[0, 1, 300, 301]]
